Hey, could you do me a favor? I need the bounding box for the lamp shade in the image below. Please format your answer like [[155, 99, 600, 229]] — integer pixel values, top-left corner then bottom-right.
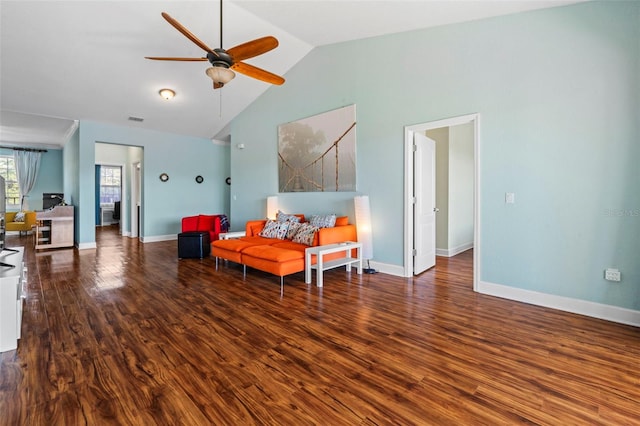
[[266, 195, 278, 220], [354, 195, 373, 260], [205, 67, 235, 84]]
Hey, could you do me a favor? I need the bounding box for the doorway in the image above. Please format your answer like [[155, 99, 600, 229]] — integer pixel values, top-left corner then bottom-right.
[[95, 164, 123, 228], [95, 143, 143, 241], [403, 114, 480, 290]]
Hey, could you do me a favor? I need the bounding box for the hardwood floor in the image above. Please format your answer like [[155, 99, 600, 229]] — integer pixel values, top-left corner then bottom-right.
[[1, 227, 639, 425]]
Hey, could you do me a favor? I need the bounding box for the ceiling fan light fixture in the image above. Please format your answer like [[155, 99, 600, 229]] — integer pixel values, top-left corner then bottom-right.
[[206, 67, 235, 85], [159, 88, 176, 100]]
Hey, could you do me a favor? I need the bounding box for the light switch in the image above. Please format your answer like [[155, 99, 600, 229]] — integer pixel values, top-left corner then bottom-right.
[[505, 192, 515, 204]]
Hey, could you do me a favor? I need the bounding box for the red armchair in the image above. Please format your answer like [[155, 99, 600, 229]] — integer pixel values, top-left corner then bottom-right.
[[181, 214, 228, 242]]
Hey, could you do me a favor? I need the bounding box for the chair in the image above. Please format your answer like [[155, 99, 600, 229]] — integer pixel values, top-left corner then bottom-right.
[[180, 214, 228, 243], [5, 211, 37, 235], [178, 214, 227, 259], [113, 201, 121, 222]]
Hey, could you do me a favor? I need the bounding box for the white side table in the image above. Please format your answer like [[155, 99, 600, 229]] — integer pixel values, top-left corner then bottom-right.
[[305, 241, 362, 288], [219, 231, 246, 240]]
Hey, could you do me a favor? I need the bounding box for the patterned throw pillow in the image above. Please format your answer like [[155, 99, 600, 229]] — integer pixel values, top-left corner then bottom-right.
[[259, 220, 279, 238], [292, 223, 318, 246], [309, 214, 336, 228], [285, 221, 302, 240], [276, 210, 300, 223], [14, 211, 26, 222], [259, 220, 289, 239]]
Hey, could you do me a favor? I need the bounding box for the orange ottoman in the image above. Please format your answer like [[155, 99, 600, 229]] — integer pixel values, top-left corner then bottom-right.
[[241, 245, 305, 278]]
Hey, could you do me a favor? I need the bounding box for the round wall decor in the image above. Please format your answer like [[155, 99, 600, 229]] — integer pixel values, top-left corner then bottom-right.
[[195, 175, 204, 184], [159, 173, 169, 182]]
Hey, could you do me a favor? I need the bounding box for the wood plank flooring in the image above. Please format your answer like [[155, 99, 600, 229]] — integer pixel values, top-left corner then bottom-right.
[[1, 226, 639, 425]]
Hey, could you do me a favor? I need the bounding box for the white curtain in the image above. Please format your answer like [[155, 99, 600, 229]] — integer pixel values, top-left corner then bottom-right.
[[13, 150, 42, 211]]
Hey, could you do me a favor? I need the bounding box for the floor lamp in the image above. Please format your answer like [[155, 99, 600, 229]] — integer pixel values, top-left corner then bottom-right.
[[266, 196, 278, 220], [354, 195, 377, 274]]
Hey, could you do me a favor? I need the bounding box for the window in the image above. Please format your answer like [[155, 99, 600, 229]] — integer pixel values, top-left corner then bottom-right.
[[100, 166, 121, 205], [0, 155, 21, 208]]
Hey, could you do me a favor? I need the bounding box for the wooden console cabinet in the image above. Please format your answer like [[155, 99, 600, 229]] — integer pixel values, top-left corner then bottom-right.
[[0, 247, 26, 352], [35, 206, 74, 250]]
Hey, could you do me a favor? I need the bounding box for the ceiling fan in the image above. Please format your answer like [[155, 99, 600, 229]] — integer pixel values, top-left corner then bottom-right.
[[145, 1, 285, 89]]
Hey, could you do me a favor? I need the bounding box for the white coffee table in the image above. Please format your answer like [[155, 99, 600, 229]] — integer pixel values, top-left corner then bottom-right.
[[305, 241, 362, 288]]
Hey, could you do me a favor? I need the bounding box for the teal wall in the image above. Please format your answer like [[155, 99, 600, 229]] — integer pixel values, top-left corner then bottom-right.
[[76, 121, 230, 246], [229, 2, 640, 310], [63, 126, 80, 242]]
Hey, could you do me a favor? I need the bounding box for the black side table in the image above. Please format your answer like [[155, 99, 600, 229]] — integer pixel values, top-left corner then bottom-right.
[[178, 231, 211, 259]]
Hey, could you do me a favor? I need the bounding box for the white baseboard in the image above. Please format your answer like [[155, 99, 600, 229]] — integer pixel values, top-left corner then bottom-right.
[[344, 261, 410, 277], [478, 280, 640, 327], [368, 260, 405, 277], [141, 234, 176, 243], [77, 242, 97, 250], [436, 242, 473, 258], [78, 233, 168, 248]]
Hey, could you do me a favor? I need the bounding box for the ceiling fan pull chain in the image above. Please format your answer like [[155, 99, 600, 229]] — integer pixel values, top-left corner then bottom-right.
[[219, 88, 223, 118]]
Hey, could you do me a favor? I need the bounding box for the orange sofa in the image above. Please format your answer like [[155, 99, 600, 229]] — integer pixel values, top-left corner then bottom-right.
[[212, 216, 357, 284]]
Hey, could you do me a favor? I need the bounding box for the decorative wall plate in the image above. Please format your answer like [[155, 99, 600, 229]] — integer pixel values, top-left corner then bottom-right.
[[195, 175, 204, 184], [159, 173, 169, 182]]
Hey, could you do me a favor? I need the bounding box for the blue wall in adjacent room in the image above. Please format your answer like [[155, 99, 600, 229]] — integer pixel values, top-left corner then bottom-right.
[[229, 2, 639, 311], [33, 149, 64, 210]]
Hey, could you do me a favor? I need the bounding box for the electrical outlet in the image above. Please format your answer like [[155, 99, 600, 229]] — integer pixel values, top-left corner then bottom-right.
[[505, 192, 515, 204], [605, 268, 621, 282]]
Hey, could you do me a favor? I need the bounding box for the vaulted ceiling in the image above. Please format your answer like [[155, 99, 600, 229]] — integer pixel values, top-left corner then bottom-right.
[[0, 1, 581, 149]]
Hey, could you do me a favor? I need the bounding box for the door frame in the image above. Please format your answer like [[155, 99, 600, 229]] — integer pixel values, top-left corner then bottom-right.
[[131, 161, 141, 239], [403, 113, 480, 291]]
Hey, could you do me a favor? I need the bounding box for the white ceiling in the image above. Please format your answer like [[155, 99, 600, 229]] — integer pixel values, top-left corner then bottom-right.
[[0, 0, 581, 149]]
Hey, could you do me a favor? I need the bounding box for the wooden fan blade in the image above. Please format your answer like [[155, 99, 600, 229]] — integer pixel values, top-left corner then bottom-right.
[[161, 12, 218, 57], [145, 57, 208, 61], [227, 36, 279, 62], [231, 62, 285, 85]]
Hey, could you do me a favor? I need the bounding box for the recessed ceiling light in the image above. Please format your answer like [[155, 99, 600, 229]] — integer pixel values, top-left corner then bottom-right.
[[159, 88, 175, 100]]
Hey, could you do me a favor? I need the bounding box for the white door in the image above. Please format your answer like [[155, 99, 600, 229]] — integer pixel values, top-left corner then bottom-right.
[[413, 132, 436, 274]]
